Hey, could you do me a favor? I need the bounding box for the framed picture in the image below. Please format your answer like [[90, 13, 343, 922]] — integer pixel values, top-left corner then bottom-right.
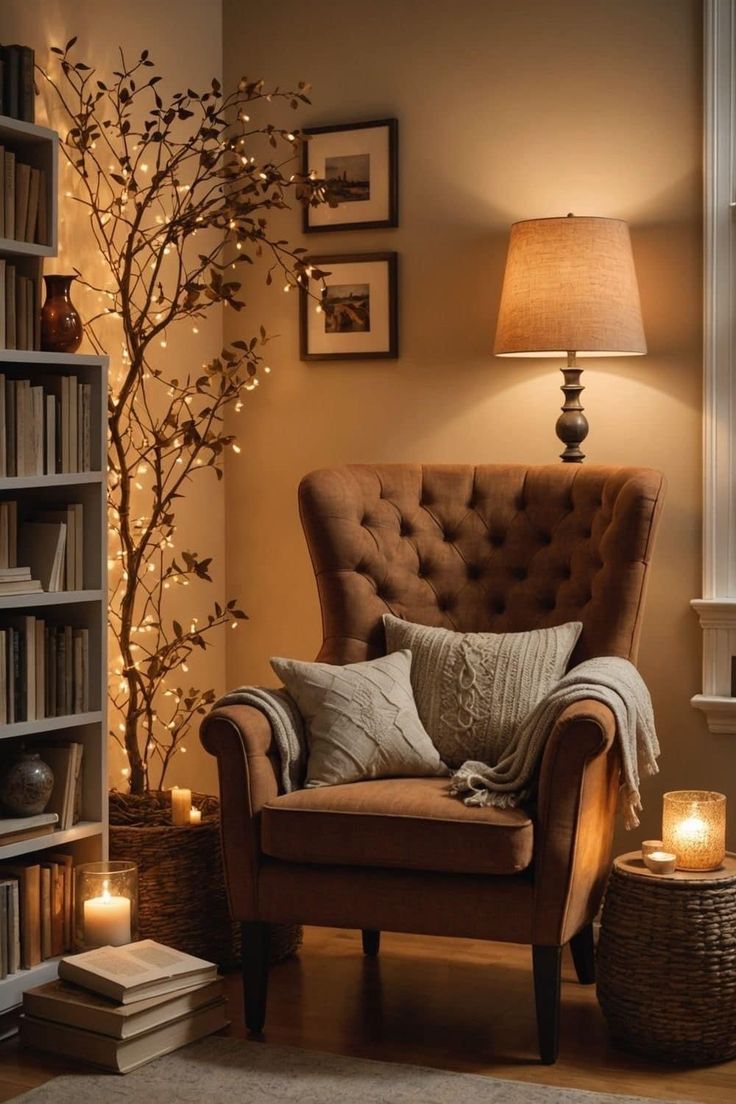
[[300, 252, 398, 361], [302, 119, 398, 233]]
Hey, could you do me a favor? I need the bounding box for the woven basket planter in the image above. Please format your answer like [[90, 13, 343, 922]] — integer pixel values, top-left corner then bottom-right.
[[109, 791, 301, 969], [597, 855, 736, 1064]]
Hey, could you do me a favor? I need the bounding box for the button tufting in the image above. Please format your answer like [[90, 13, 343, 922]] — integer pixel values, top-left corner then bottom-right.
[[490, 533, 505, 548], [443, 531, 456, 543], [467, 564, 482, 580], [513, 567, 527, 581], [495, 601, 506, 615], [400, 522, 412, 537], [540, 533, 552, 545]]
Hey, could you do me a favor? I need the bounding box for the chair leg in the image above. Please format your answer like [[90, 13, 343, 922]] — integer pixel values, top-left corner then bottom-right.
[[361, 929, 381, 957], [242, 921, 271, 1033], [532, 944, 562, 1065], [569, 922, 596, 985]]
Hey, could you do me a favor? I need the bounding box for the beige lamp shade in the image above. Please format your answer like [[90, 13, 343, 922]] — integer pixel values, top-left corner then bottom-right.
[[494, 215, 646, 357]]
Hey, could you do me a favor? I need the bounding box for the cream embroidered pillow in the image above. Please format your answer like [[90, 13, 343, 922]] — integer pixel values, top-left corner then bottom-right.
[[270, 649, 448, 788], [383, 615, 582, 768]]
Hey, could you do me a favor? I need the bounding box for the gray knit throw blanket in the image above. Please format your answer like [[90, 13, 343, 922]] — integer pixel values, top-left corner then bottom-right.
[[214, 686, 306, 794], [450, 656, 659, 830]]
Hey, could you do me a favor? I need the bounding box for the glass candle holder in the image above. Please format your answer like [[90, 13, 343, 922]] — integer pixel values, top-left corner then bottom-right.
[[74, 861, 138, 950], [662, 791, 726, 871]]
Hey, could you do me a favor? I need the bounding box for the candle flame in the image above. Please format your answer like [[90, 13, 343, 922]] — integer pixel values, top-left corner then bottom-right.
[[102, 879, 111, 903]]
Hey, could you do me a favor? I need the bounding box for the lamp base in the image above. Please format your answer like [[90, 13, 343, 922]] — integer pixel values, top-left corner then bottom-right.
[[555, 356, 589, 463]]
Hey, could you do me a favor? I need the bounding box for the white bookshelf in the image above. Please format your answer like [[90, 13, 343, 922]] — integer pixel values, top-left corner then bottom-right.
[[0, 113, 108, 1013]]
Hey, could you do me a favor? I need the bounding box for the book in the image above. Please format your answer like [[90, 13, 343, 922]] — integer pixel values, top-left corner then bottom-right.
[[40, 860, 63, 957], [0, 148, 4, 238], [19, 521, 66, 592], [36, 745, 76, 830], [5, 879, 20, 975], [58, 940, 219, 1004], [5, 262, 15, 349], [14, 163, 30, 251], [0, 884, 7, 979], [20, 998, 229, 1074], [0, 266, 5, 349], [37, 172, 48, 246], [3, 150, 14, 241], [17, 46, 34, 124], [40, 865, 51, 959], [0, 862, 40, 968], [7, 615, 35, 722], [23, 978, 224, 1040], [0, 813, 58, 843], [45, 853, 73, 950], [45, 394, 56, 474], [0, 579, 41, 594], [2, 46, 20, 121], [25, 169, 40, 243]]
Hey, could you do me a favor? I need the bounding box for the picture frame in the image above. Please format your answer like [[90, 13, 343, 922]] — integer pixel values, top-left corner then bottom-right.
[[302, 118, 398, 233], [299, 252, 398, 361]]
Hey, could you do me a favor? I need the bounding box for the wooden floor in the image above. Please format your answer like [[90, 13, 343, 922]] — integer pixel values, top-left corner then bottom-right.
[[0, 927, 733, 1101]]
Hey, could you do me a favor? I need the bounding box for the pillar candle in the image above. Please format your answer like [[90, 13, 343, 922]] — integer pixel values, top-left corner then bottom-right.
[[83, 880, 131, 946], [171, 786, 192, 825]]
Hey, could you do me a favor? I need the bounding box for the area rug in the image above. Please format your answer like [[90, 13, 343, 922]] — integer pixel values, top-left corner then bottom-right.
[[18, 1036, 687, 1104]]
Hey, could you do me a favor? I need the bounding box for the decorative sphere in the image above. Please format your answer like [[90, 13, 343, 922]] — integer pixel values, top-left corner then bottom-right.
[[0, 752, 55, 816]]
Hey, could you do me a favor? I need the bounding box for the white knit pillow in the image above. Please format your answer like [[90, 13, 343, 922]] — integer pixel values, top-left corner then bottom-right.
[[383, 615, 582, 768], [271, 649, 448, 788]]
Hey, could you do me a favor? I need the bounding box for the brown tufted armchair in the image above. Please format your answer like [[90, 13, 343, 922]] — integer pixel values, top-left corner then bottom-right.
[[200, 463, 664, 1064]]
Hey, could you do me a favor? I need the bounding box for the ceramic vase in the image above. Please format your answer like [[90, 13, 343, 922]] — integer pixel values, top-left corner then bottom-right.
[[41, 274, 83, 353], [0, 751, 54, 816]]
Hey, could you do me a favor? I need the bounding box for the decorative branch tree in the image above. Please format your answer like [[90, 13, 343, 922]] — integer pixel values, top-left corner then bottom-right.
[[42, 39, 321, 796]]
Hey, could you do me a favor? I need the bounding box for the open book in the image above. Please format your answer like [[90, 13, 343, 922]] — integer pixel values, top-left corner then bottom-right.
[[58, 940, 218, 1004]]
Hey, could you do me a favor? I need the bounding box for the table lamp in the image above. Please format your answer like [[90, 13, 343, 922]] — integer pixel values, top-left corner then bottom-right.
[[494, 214, 646, 462]]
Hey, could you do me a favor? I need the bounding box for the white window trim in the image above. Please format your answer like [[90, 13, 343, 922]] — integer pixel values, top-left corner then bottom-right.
[[692, 0, 736, 732]]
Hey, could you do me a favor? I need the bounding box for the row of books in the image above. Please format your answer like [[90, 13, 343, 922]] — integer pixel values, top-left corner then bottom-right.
[[0, 619, 90, 724], [0, 262, 39, 351], [0, 501, 85, 591], [22, 941, 226, 1074], [0, 373, 93, 474], [0, 45, 34, 124], [1, 147, 48, 244], [0, 853, 73, 976]]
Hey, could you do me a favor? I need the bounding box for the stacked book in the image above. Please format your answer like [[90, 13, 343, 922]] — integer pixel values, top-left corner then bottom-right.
[[0, 374, 93, 475], [21, 941, 228, 1073], [0, 851, 74, 972], [0, 150, 47, 245], [37, 741, 84, 830], [0, 263, 39, 350], [0, 501, 85, 592], [0, 618, 90, 723], [0, 45, 35, 124]]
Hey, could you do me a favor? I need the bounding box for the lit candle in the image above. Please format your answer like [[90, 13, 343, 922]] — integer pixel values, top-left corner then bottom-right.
[[643, 850, 677, 875], [662, 790, 726, 870], [189, 808, 202, 825], [171, 786, 192, 825], [83, 879, 131, 946]]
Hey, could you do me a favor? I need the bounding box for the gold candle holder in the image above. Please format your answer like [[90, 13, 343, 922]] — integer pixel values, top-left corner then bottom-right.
[[662, 790, 726, 871]]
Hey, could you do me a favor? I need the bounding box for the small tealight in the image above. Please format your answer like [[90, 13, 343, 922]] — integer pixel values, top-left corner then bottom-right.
[[643, 850, 677, 875], [189, 808, 202, 825], [641, 840, 665, 859]]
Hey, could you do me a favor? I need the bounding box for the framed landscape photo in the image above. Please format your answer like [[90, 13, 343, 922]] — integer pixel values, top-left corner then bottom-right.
[[302, 119, 398, 232], [300, 252, 398, 361]]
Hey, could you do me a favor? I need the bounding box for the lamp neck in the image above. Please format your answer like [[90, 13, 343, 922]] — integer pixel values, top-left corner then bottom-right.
[[556, 351, 589, 463]]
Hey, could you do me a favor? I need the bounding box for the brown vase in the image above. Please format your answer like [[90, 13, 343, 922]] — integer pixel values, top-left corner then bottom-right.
[[41, 274, 83, 353]]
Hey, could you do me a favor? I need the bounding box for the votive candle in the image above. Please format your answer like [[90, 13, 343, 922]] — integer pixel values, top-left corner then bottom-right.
[[189, 808, 202, 825]]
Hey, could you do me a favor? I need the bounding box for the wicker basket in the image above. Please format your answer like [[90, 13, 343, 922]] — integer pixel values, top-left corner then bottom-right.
[[597, 852, 736, 1064], [108, 791, 301, 969]]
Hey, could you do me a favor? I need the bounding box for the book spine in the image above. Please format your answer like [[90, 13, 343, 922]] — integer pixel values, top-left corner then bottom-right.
[[3, 152, 15, 241], [18, 47, 34, 124], [3, 47, 20, 121]]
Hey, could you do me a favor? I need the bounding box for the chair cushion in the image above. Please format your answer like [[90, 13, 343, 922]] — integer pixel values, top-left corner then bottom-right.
[[261, 777, 534, 876]]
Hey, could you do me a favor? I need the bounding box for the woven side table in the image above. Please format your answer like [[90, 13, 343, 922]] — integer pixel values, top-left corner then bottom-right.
[[597, 851, 736, 1064]]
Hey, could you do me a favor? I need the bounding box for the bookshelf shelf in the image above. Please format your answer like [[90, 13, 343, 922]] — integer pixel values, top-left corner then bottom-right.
[[0, 589, 103, 610], [0, 821, 103, 862], [0, 471, 103, 491], [0, 710, 102, 742], [0, 110, 107, 1014]]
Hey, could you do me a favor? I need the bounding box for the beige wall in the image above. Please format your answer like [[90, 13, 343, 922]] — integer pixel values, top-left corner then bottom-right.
[[223, 0, 710, 848], [2, 0, 224, 793]]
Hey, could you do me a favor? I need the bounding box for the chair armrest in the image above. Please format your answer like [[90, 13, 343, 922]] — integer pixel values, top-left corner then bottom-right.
[[532, 699, 620, 946], [199, 704, 281, 920]]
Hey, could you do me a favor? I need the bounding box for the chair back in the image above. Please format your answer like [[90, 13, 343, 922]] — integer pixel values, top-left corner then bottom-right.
[[298, 464, 665, 667]]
